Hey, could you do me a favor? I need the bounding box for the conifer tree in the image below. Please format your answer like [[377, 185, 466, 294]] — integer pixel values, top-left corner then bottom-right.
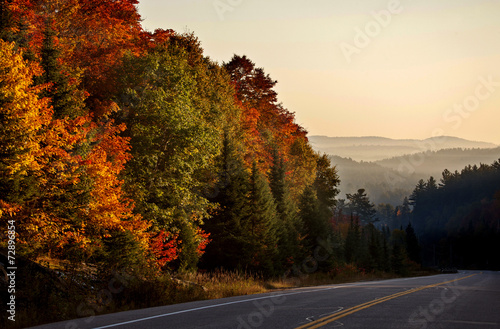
[[364, 223, 383, 271], [37, 24, 85, 119], [202, 133, 251, 271], [299, 185, 333, 254], [0, 0, 16, 43], [314, 154, 340, 211], [381, 233, 391, 272], [409, 179, 426, 206], [405, 222, 421, 264], [0, 1, 35, 61], [177, 219, 200, 272], [269, 148, 302, 271], [346, 188, 376, 224], [344, 215, 361, 264], [243, 162, 278, 275], [390, 228, 408, 274], [98, 230, 147, 277]]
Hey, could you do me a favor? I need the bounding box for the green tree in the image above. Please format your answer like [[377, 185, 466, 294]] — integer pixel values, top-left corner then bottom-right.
[[299, 186, 326, 250], [176, 219, 201, 272], [269, 148, 302, 271], [314, 154, 340, 210], [116, 46, 225, 271], [36, 24, 86, 119], [346, 189, 376, 224], [377, 203, 395, 228], [97, 230, 148, 277], [344, 214, 361, 264], [287, 137, 317, 200], [243, 162, 278, 275], [390, 228, 408, 275], [201, 133, 250, 271], [427, 176, 438, 190], [116, 45, 226, 267], [401, 197, 411, 221], [360, 223, 384, 271], [409, 179, 426, 206], [381, 233, 391, 272], [405, 222, 421, 264]]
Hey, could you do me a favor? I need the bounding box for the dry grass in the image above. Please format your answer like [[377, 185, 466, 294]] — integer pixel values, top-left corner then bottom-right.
[[174, 265, 403, 301], [7, 261, 434, 329], [176, 270, 268, 299]]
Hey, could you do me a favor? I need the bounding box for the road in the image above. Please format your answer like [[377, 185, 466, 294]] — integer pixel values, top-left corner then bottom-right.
[[29, 270, 500, 329]]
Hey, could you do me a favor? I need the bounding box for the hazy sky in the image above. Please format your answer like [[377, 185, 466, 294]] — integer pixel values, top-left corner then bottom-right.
[[137, 0, 500, 144]]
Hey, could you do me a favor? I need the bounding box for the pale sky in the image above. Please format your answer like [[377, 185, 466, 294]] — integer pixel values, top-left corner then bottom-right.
[[137, 0, 500, 145]]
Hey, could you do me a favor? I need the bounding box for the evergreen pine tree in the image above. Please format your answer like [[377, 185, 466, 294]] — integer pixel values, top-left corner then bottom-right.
[[312, 154, 340, 268], [98, 230, 147, 277], [346, 189, 377, 224], [381, 233, 391, 272], [177, 219, 200, 272], [0, 0, 15, 42], [243, 162, 278, 275], [299, 186, 323, 249], [314, 154, 340, 212], [363, 223, 383, 271], [405, 222, 421, 264], [202, 133, 251, 271], [0, 1, 35, 61], [344, 214, 361, 264], [390, 228, 408, 275], [36, 22, 85, 119], [269, 148, 302, 271], [395, 197, 412, 228]]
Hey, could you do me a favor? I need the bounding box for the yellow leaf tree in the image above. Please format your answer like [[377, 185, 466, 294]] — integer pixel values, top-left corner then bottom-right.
[[0, 40, 50, 218], [0, 40, 150, 269]]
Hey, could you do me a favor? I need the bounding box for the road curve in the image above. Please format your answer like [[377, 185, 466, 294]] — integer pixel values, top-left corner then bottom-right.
[[29, 270, 500, 329]]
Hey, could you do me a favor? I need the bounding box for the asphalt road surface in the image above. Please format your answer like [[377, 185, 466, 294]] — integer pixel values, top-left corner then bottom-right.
[[29, 270, 500, 329]]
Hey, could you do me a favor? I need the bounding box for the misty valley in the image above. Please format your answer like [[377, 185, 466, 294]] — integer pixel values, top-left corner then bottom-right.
[[310, 135, 500, 270]]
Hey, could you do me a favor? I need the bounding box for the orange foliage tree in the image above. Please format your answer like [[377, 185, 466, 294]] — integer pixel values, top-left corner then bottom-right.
[[5, 0, 144, 115], [0, 38, 151, 267], [224, 55, 313, 198]]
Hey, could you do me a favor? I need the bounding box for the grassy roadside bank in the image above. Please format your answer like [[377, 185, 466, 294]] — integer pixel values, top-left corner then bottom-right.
[[2, 257, 437, 329]]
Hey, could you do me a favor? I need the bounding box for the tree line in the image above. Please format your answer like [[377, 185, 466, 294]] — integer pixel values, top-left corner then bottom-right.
[[406, 160, 500, 269], [0, 0, 425, 283]]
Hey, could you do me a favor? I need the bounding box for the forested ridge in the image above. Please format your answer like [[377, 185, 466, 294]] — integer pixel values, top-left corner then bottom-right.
[[407, 160, 500, 269], [327, 147, 500, 206], [365, 158, 500, 270], [1, 0, 417, 279], [0, 0, 333, 276]]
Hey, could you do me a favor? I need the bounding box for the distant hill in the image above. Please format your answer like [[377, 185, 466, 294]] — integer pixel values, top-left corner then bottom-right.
[[329, 155, 417, 206], [310, 136, 497, 162], [375, 147, 500, 178], [318, 136, 500, 206]]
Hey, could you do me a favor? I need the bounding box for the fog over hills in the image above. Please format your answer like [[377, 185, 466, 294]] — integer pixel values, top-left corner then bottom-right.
[[310, 136, 500, 206], [309, 136, 498, 162], [375, 147, 500, 177]]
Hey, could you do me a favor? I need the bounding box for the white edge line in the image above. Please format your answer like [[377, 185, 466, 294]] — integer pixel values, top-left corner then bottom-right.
[[92, 273, 474, 328], [91, 286, 343, 329]]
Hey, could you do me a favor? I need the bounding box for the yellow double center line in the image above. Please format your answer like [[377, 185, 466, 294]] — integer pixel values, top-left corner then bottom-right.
[[296, 273, 478, 329]]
